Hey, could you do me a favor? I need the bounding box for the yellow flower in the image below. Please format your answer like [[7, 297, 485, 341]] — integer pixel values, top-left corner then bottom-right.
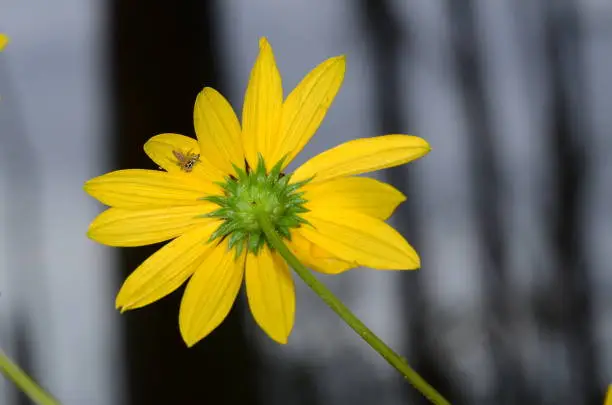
[[0, 34, 8, 51], [85, 37, 430, 346]]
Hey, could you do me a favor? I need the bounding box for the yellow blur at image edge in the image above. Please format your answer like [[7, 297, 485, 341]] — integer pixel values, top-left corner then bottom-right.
[[0, 34, 9, 51]]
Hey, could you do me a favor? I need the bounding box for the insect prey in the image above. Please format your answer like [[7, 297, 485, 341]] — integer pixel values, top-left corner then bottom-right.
[[172, 150, 200, 172]]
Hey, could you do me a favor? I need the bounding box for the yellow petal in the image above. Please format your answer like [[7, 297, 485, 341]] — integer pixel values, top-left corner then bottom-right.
[[271, 55, 346, 168], [242, 37, 283, 169], [194, 88, 244, 174], [300, 210, 420, 270], [84, 169, 218, 208], [605, 385, 612, 405], [292, 135, 431, 184], [143, 133, 224, 181], [87, 205, 215, 247], [302, 177, 405, 220], [288, 230, 357, 274], [245, 245, 295, 344], [179, 240, 246, 347], [0, 34, 9, 51], [116, 223, 219, 310]]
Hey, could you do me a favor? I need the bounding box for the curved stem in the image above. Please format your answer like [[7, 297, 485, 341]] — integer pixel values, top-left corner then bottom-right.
[[256, 213, 450, 405], [0, 348, 60, 405]]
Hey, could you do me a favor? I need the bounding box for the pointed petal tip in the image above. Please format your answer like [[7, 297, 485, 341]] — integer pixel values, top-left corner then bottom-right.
[[330, 55, 347, 74], [85, 224, 105, 246], [374, 255, 420, 271], [86, 227, 97, 242], [83, 175, 104, 195], [402, 134, 430, 144], [86, 223, 109, 246], [412, 136, 432, 152], [404, 255, 421, 270], [184, 338, 197, 348], [115, 301, 130, 313], [83, 181, 93, 195], [115, 293, 130, 312], [398, 244, 421, 270], [274, 335, 289, 345], [180, 326, 202, 348], [334, 54, 347, 65], [264, 323, 292, 345], [262, 330, 290, 345], [83, 179, 104, 201], [259, 37, 271, 49]]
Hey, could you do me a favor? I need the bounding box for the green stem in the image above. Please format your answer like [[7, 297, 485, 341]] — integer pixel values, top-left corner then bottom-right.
[[257, 212, 450, 405], [0, 348, 60, 405]]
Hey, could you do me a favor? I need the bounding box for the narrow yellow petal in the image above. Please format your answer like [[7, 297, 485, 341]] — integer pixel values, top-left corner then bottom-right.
[[0, 34, 9, 51], [87, 205, 215, 247], [242, 37, 283, 169], [116, 224, 219, 310], [194, 88, 244, 174], [245, 246, 295, 344], [144, 133, 199, 172], [292, 135, 431, 184], [179, 240, 246, 347], [143, 133, 224, 181], [300, 210, 420, 270], [605, 385, 612, 405], [288, 230, 357, 275], [84, 169, 218, 208], [302, 177, 405, 220], [271, 55, 346, 168]]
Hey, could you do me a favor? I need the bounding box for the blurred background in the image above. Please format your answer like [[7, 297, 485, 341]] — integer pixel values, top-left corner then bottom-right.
[[1, 0, 612, 404]]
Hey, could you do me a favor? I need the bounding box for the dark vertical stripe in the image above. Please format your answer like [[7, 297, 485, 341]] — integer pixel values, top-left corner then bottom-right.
[[543, 2, 598, 404], [445, 1, 535, 403], [109, 1, 260, 404]]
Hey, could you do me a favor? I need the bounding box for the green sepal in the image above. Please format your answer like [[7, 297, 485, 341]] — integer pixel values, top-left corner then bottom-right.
[[209, 220, 242, 242], [248, 232, 263, 254], [201, 195, 226, 206], [228, 230, 246, 258]]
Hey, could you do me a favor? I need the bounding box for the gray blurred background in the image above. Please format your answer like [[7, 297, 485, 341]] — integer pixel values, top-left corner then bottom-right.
[[1, 0, 612, 404]]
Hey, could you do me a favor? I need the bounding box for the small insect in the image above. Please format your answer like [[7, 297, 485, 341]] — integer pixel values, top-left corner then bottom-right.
[[172, 150, 200, 172]]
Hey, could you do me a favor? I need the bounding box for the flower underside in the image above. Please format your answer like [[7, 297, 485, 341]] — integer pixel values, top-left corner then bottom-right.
[[203, 155, 311, 256], [83, 37, 430, 349]]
